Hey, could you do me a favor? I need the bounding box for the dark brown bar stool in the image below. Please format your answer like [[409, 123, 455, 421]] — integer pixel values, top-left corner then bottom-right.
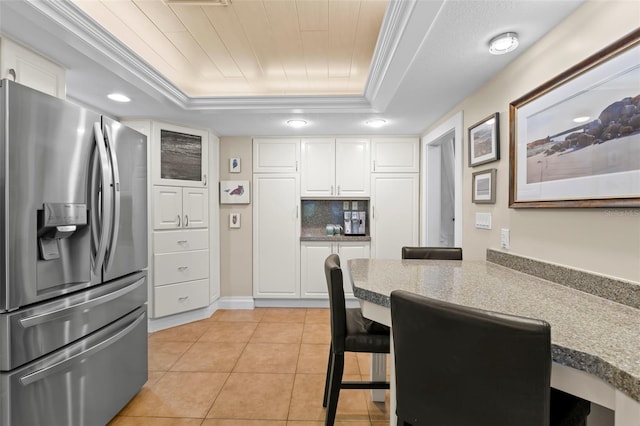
[[323, 254, 390, 426], [401, 246, 463, 260], [390, 290, 590, 426]]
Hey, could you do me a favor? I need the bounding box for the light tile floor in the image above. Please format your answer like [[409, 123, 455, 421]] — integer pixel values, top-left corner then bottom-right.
[[109, 308, 391, 426]]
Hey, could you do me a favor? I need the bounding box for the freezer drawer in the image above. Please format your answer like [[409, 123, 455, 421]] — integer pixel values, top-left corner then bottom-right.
[[0, 271, 146, 371], [0, 307, 148, 426]]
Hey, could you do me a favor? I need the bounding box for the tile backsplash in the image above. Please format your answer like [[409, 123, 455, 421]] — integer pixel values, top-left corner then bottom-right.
[[301, 199, 369, 234]]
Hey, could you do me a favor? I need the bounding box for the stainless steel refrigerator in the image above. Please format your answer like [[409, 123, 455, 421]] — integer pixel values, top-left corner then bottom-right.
[[0, 80, 148, 425]]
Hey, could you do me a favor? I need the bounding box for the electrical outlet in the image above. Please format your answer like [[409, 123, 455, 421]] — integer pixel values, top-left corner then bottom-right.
[[501, 228, 510, 250], [352, 201, 358, 210], [343, 201, 350, 210]]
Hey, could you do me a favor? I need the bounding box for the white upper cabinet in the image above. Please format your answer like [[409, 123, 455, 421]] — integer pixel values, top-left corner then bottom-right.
[[301, 138, 370, 197], [151, 122, 209, 188], [371, 137, 420, 173], [253, 138, 300, 173], [0, 37, 65, 99], [300, 138, 335, 196], [153, 186, 209, 230]]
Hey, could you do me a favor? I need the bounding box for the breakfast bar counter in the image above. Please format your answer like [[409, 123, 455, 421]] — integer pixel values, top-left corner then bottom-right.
[[348, 258, 640, 426]]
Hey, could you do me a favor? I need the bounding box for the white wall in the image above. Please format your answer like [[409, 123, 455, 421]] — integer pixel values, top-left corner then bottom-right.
[[424, 0, 640, 283]]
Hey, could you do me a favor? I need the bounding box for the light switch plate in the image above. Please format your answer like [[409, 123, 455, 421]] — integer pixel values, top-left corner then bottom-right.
[[352, 201, 358, 210], [343, 201, 350, 210], [475, 212, 492, 230]]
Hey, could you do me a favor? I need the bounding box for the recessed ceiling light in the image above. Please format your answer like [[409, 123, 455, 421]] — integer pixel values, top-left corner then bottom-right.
[[573, 116, 591, 123], [366, 119, 386, 128], [107, 93, 131, 103], [287, 119, 307, 128], [488, 32, 519, 55]]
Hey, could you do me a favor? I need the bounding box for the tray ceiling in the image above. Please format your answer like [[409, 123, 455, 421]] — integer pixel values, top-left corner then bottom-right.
[[71, 0, 388, 97]]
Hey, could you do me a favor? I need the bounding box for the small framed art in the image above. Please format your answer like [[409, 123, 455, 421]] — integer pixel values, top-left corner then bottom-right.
[[229, 157, 241, 173], [229, 213, 241, 228], [472, 169, 497, 204], [220, 180, 250, 204], [468, 112, 500, 167]]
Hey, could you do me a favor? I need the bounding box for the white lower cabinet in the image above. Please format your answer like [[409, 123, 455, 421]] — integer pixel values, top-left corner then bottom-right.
[[370, 173, 419, 259], [152, 229, 210, 317], [301, 241, 370, 298], [154, 279, 209, 318]]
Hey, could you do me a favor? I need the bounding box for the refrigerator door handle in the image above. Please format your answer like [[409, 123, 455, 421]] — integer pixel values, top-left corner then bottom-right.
[[18, 310, 146, 386], [92, 122, 113, 275], [18, 276, 145, 328], [104, 125, 121, 272]]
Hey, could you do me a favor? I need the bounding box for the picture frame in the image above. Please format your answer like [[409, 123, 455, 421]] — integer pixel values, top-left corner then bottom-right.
[[509, 29, 640, 208], [220, 180, 250, 204], [229, 157, 241, 173], [468, 112, 500, 166], [229, 213, 241, 228], [472, 169, 496, 204]]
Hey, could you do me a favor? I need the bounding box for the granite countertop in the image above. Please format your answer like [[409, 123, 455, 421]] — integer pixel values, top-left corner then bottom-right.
[[348, 258, 640, 403], [300, 227, 371, 242]]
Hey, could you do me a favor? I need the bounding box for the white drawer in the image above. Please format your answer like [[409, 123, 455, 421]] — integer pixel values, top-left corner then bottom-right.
[[154, 279, 209, 317], [154, 229, 209, 254], [154, 250, 209, 286]]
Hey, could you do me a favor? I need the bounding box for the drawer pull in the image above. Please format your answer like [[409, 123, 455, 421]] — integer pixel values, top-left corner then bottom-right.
[[178, 266, 189, 271], [177, 240, 188, 245], [178, 296, 189, 301]]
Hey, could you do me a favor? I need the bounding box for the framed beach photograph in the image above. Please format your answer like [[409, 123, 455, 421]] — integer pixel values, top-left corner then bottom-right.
[[468, 112, 500, 166], [509, 30, 640, 208], [472, 169, 496, 204], [220, 180, 250, 204]]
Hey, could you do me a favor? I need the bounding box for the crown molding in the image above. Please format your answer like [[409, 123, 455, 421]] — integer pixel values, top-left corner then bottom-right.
[[25, 0, 413, 113], [364, 0, 418, 103]]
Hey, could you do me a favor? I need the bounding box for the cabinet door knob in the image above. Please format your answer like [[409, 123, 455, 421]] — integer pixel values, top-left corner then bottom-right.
[[177, 215, 181, 227]]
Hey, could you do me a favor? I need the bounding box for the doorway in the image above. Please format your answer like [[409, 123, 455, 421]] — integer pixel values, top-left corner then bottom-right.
[[421, 111, 463, 247]]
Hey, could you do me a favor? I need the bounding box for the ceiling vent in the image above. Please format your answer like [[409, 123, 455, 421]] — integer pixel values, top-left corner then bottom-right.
[[165, 0, 230, 6]]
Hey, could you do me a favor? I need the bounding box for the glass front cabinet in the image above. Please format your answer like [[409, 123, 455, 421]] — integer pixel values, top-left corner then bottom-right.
[[152, 122, 209, 188]]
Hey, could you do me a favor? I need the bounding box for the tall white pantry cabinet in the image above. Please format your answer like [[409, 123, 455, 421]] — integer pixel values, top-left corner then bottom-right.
[[370, 137, 420, 259], [123, 120, 220, 319], [252, 139, 301, 298]]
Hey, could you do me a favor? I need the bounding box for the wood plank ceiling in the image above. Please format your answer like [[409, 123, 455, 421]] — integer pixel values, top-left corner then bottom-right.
[[71, 0, 388, 97]]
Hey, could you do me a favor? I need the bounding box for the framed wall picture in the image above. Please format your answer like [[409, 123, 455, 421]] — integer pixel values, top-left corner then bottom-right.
[[220, 180, 250, 204], [509, 30, 640, 208], [472, 169, 496, 204], [229, 157, 241, 173], [229, 213, 241, 228], [468, 112, 500, 166]]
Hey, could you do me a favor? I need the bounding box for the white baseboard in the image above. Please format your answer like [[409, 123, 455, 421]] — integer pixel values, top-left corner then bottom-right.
[[217, 296, 255, 310], [148, 302, 219, 333], [253, 298, 360, 308]]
